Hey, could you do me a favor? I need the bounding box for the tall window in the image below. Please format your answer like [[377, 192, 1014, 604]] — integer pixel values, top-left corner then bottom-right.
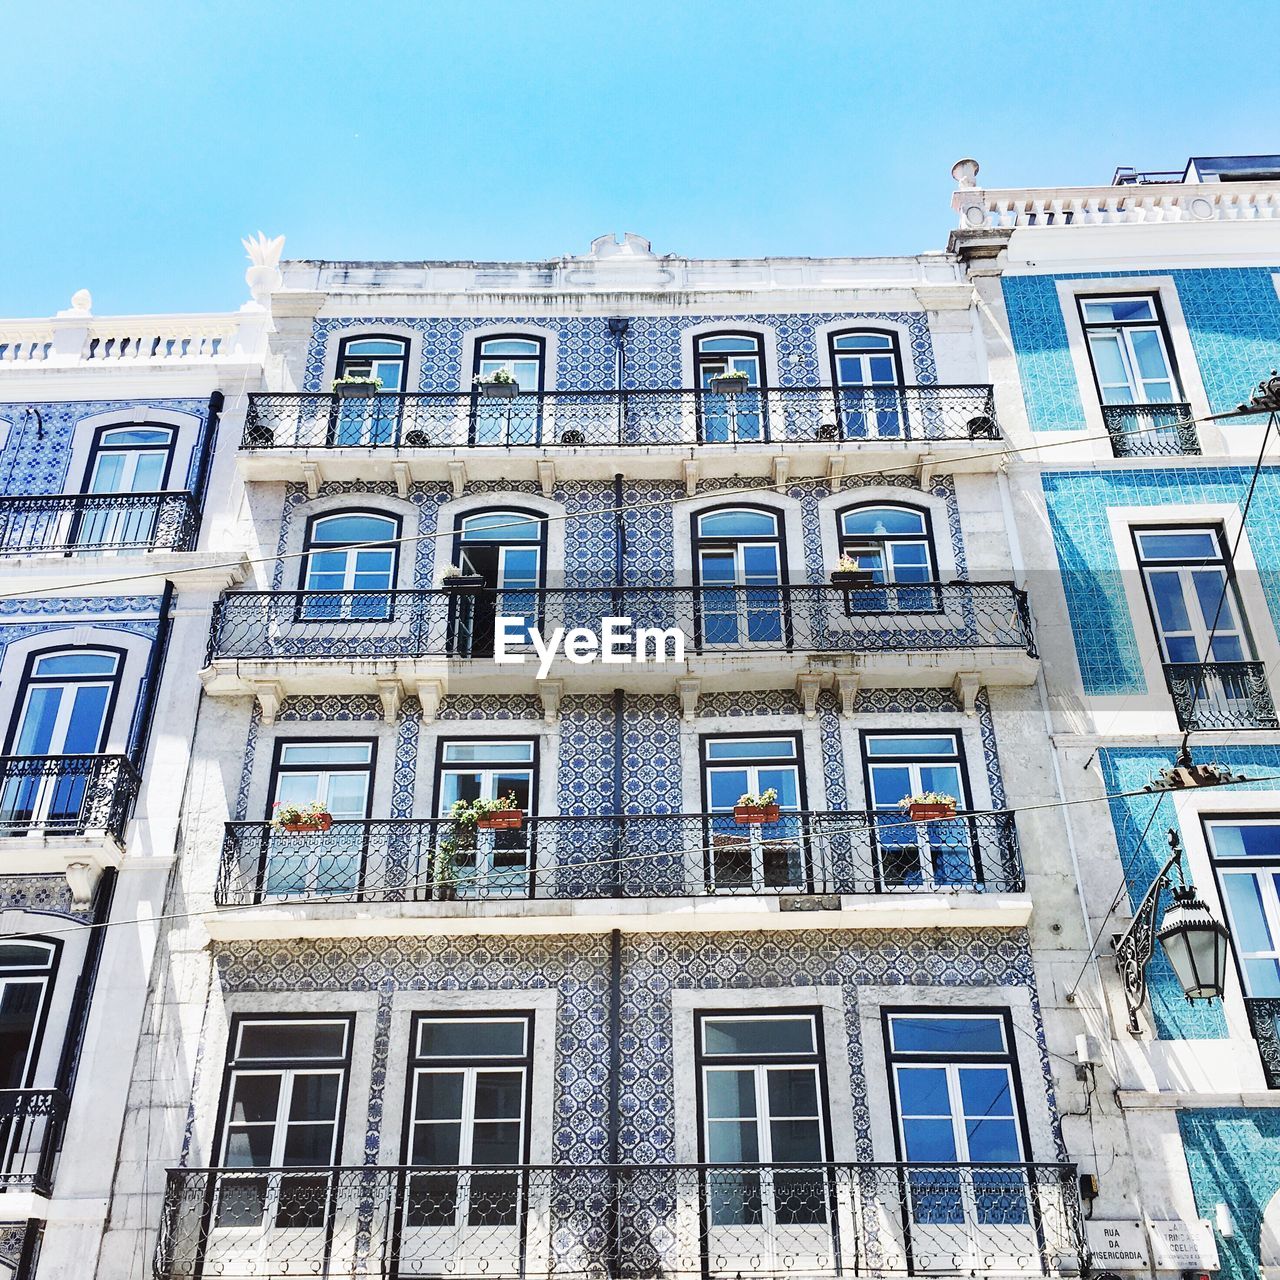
[[697, 1012, 831, 1253], [828, 331, 903, 438], [301, 511, 400, 620], [336, 335, 410, 392], [400, 1014, 532, 1255], [701, 736, 805, 892], [435, 740, 536, 897], [885, 1012, 1030, 1241], [1207, 818, 1280, 997], [695, 332, 766, 443], [213, 1018, 352, 1231], [262, 741, 375, 899], [332, 336, 409, 446], [0, 941, 56, 1090], [1079, 296, 1180, 405], [76, 424, 178, 550], [837, 504, 935, 583], [693, 507, 785, 646], [862, 733, 973, 888], [471, 336, 545, 446], [449, 510, 545, 656]]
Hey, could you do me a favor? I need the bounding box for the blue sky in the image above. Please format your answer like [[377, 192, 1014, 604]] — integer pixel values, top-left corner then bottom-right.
[[4, 0, 1277, 317]]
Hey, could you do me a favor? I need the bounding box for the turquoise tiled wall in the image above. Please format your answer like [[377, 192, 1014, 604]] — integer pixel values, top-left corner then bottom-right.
[[1179, 1108, 1280, 1280], [1003, 268, 1280, 431], [1040, 466, 1280, 695]]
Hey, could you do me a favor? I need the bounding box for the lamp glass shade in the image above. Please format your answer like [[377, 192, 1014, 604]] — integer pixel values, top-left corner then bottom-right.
[[1157, 887, 1229, 1002]]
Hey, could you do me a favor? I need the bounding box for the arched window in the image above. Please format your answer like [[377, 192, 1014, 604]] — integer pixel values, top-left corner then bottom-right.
[[335, 335, 410, 393], [828, 330, 905, 439], [694, 332, 766, 444], [301, 511, 401, 620], [333, 337, 410, 448], [837, 504, 936, 583], [448, 509, 547, 658], [471, 336, 546, 446], [0, 940, 57, 1089], [692, 506, 785, 646], [82, 425, 175, 494]]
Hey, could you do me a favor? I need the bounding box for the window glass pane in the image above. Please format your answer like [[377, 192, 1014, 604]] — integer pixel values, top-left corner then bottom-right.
[[471, 1121, 522, 1163], [868, 765, 913, 807], [1129, 328, 1171, 381], [345, 339, 407, 357], [62, 686, 110, 753], [100, 427, 173, 446], [441, 741, 535, 764], [416, 1020, 527, 1058], [282, 1123, 336, 1166], [959, 1067, 1014, 1118], [865, 736, 957, 758], [888, 1015, 1006, 1055], [707, 1121, 759, 1162], [708, 771, 749, 809], [756, 769, 800, 808], [224, 1126, 276, 1168], [766, 1068, 818, 1117], [1086, 333, 1131, 388], [279, 743, 372, 766], [901, 1118, 957, 1162], [474, 1072, 524, 1119], [236, 1021, 348, 1061], [703, 1016, 815, 1056], [228, 1075, 281, 1124], [964, 1117, 1021, 1162], [705, 1069, 757, 1119], [770, 1119, 823, 1161], [698, 335, 760, 353], [325, 774, 370, 817], [841, 507, 926, 536], [833, 333, 893, 350], [289, 1074, 340, 1122], [479, 339, 541, 357], [312, 514, 397, 545], [1082, 298, 1157, 323], [1222, 875, 1277, 953], [697, 509, 777, 538], [1135, 530, 1220, 562], [32, 652, 118, 677], [0, 944, 53, 970], [460, 512, 541, 541], [895, 1067, 951, 1116], [705, 738, 796, 760], [1209, 823, 1280, 858], [412, 1123, 462, 1165], [415, 1072, 465, 1119], [1148, 572, 1192, 633]]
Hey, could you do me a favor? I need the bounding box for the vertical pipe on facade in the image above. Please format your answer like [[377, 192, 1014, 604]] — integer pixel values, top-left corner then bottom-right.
[[14, 1218, 42, 1280], [189, 390, 225, 539], [126, 580, 176, 769], [54, 867, 116, 1100], [607, 927, 622, 1280]]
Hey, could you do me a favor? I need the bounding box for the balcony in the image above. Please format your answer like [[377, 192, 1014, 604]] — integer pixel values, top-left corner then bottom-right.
[[237, 386, 1003, 484], [1164, 661, 1279, 732], [1101, 404, 1199, 457], [0, 491, 200, 556], [156, 1161, 1086, 1280], [0, 1089, 67, 1197], [209, 810, 1028, 937], [1245, 998, 1280, 1089], [201, 583, 1039, 701]]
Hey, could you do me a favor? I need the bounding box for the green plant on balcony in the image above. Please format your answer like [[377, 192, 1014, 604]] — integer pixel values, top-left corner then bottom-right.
[[450, 793, 524, 831], [733, 788, 779, 825], [711, 369, 750, 392], [474, 367, 521, 399], [831, 555, 875, 587], [331, 374, 383, 399], [271, 801, 333, 833]]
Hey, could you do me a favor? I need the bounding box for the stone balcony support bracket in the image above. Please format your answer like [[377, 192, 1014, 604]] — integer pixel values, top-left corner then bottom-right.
[[677, 677, 701, 722], [537, 679, 564, 725]]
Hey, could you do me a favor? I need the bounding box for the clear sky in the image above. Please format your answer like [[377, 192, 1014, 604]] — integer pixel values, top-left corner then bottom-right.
[[4, 0, 1277, 317]]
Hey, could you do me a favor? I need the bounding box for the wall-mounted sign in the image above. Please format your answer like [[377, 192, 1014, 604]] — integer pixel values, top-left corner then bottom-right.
[[1086, 1220, 1150, 1271], [1147, 1219, 1220, 1271]]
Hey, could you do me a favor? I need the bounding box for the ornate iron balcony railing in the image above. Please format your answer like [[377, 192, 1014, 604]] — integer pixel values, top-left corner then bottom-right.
[[0, 754, 140, 840], [1101, 403, 1199, 457], [1245, 997, 1280, 1090], [1164, 660, 1279, 731], [216, 808, 1024, 906], [0, 491, 200, 556], [0, 1089, 67, 1196], [206, 583, 1036, 664], [241, 385, 1001, 450], [156, 1161, 1085, 1279]]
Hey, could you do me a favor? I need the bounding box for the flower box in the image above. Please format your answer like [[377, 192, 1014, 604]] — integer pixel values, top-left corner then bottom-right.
[[476, 809, 524, 831], [335, 381, 379, 399], [281, 814, 333, 833], [831, 569, 875, 588], [479, 380, 520, 399], [442, 574, 486, 592], [711, 374, 750, 394], [733, 803, 781, 825], [906, 801, 956, 822]]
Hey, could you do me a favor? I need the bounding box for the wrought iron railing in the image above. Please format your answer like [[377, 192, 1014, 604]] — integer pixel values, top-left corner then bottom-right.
[[241, 385, 1001, 450], [1101, 403, 1199, 457], [1164, 661, 1279, 732], [216, 808, 1024, 906], [0, 491, 200, 556], [0, 754, 140, 840], [1245, 998, 1280, 1089], [0, 1090, 67, 1196], [206, 583, 1036, 664], [156, 1161, 1085, 1279]]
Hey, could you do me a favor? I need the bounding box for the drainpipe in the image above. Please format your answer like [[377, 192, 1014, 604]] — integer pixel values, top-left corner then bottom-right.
[[127, 581, 176, 770], [607, 318, 629, 447], [607, 926, 622, 1280], [188, 390, 225, 542]]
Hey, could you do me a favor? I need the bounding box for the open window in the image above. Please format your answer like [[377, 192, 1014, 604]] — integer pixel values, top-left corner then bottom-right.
[[695, 332, 767, 443], [692, 507, 786, 647]]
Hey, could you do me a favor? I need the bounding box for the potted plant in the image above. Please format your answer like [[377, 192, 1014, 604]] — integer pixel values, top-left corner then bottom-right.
[[899, 792, 958, 822], [450, 794, 524, 832], [271, 801, 333, 833], [560, 428, 586, 445], [431, 837, 462, 901], [441, 564, 486, 592], [710, 369, 751, 394], [332, 374, 382, 400], [830, 555, 875, 588], [733, 788, 780, 825], [404, 428, 430, 446], [475, 368, 520, 399]]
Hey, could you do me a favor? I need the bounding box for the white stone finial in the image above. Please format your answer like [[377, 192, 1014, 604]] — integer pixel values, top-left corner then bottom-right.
[[69, 289, 92, 314], [242, 231, 285, 308], [951, 158, 980, 190]]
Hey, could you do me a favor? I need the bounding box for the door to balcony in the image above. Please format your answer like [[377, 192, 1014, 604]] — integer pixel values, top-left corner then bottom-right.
[[694, 509, 786, 649], [74, 425, 175, 551]]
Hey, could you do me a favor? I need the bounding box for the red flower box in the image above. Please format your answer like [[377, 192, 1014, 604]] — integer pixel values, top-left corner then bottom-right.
[[733, 804, 781, 826], [477, 810, 524, 831], [281, 814, 333, 833], [907, 802, 956, 822]]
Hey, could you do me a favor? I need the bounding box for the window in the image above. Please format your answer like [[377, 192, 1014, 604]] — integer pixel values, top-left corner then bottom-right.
[[401, 1015, 532, 1241], [702, 736, 805, 891], [862, 733, 973, 888], [837, 504, 936, 587], [692, 507, 785, 647], [262, 742, 375, 898], [695, 332, 766, 443], [435, 740, 536, 897], [828, 331, 904, 438], [214, 1017, 352, 1231], [74, 424, 178, 550], [0, 941, 56, 1090], [697, 1011, 831, 1245], [448, 509, 545, 657], [301, 511, 400, 620], [1, 649, 122, 834], [335, 336, 409, 393], [471, 336, 545, 446], [1079, 296, 1180, 406], [333, 336, 410, 447], [1207, 818, 1280, 996], [885, 1011, 1030, 1238]]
